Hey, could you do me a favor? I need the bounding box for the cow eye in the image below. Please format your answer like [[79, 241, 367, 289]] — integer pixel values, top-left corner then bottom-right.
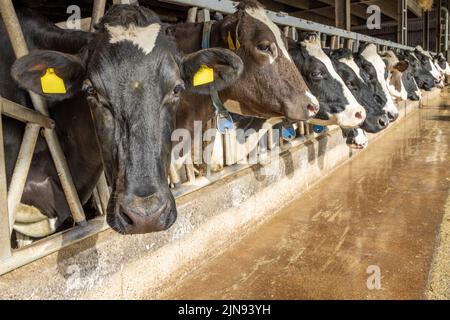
[[257, 42, 271, 53], [173, 83, 185, 96], [311, 71, 323, 80], [346, 81, 355, 89]]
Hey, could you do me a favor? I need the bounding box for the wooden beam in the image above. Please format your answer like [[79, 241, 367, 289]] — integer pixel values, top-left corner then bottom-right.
[[334, 0, 351, 30]]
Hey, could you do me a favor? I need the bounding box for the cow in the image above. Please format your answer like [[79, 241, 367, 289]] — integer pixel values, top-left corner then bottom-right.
[[353, 43, 399, 122], [288, 35, 366, 129], [3, 5, 244, 235], [381, 50, 421, 101], [327, 48, 389, 134], [413, 46, 443, 87]]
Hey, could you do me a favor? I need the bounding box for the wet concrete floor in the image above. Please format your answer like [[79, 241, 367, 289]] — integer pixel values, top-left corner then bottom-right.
[[163, 98, 450, 299]]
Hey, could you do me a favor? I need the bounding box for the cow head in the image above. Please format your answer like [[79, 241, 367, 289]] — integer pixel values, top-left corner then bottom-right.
[[433, 52, 450, 82], [355, 44, 399, 122], [289, 35, 366, 128], [11, 5, 243, 234], [217, 0, 319, 121], [380, 50, 409, 101], [399, 50, 436, 91], [329, 48, 388, 133]]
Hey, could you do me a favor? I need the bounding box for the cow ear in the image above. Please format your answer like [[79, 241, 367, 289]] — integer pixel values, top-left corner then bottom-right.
[[394, 61, 409, 72], [180, 48, 243, 94], [11, 49, 85, 101]]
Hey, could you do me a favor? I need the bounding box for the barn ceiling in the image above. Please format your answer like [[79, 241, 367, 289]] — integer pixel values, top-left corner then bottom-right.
[[13, 0, 427, 27]]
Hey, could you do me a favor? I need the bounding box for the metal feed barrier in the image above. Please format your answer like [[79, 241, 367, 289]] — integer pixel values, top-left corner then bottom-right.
[[0, 0, 416, 275]]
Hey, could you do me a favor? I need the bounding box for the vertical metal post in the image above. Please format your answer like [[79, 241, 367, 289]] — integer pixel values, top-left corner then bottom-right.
[[0, 0, 86, 225], [424, 10, 430, 50], [398, 0, 408, 45], [437, 0, 443, 53], [0, 108, 12, 260], [7, 123, 40, 233], [442, 7, 449, 53]]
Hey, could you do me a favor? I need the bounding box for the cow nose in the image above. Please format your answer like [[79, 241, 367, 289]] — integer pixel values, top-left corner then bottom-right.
[[108, 193, 177, 234]]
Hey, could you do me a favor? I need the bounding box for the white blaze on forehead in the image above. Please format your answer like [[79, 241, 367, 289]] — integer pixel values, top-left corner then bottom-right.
[[245, 7, 291, 62], [106, 23, 160, 55], [361, 44, 398, 115], [339, 57, 364, 81]]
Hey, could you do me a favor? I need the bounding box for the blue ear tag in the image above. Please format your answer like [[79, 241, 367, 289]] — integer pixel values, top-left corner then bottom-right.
[[313, 125, 325, 134], [216, 113, 234, 134], [281, 124, 296, 142]]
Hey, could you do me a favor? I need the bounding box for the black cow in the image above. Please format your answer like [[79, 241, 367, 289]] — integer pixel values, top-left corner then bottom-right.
[[3, 5, 243, 235]]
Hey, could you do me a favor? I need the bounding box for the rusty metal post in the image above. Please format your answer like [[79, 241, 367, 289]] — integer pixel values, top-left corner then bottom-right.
[[0, 0, 86, 225], [0, 108, 12, 260]]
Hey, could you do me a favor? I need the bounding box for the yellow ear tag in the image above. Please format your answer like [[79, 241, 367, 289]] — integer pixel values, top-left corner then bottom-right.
[[227, 31, 236, 50], [40, 68, 66, 94], [193, 65, 214, 87]]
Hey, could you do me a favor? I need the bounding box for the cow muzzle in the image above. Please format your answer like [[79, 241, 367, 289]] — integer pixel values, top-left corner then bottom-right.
[[107, 192, 177, 234]]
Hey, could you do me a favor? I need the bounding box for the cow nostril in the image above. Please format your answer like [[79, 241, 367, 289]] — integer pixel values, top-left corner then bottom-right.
[[378, 117, 387, 128], [355, 111, 363, 120], [307, 104, 319, 114]]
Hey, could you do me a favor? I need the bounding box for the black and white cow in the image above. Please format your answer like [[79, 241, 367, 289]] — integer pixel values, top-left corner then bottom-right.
[[4, 5, 244, 235], [433, 52, 450, 84], [354, 43, 399, 122], [327, 48, 389, 134], [413, 46, 443, 87], [289, 35, 366, 129], [398, 49, 436, 91]]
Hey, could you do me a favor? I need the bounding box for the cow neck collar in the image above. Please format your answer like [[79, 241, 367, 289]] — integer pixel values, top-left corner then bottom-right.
[[201, 20, 234, 134]]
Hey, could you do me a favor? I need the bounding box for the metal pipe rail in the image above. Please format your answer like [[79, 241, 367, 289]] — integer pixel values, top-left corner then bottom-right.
[[159, 0, 415, 52]]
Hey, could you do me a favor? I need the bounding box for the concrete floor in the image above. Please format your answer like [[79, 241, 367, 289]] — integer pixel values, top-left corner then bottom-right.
[[162, 95, 450, 299]]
